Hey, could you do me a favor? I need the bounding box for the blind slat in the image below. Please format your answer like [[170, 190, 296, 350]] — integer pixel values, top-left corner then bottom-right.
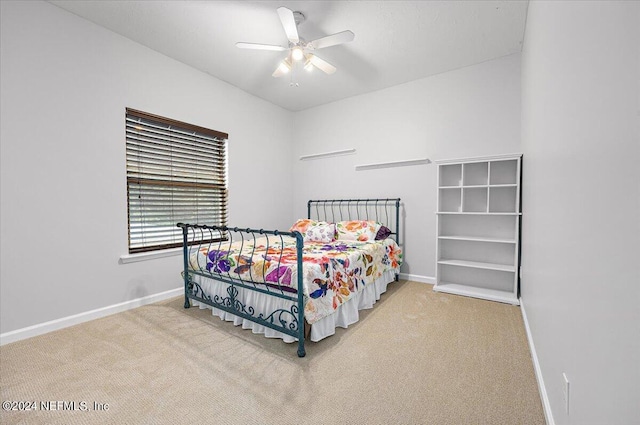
[[125, 125, 223, 146], [125, 134, 225, 158], [126, 113, 227, 140], [125, 143, 224, 161], [126, 171, 226, 185], [125, 150, 224, 170]]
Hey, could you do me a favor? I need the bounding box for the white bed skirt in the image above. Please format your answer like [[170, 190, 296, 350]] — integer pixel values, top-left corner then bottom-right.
[[191, 270, 396, 343]]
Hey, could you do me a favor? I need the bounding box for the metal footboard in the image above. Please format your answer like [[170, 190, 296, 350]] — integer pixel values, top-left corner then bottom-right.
[[177, 224, 306, 357]]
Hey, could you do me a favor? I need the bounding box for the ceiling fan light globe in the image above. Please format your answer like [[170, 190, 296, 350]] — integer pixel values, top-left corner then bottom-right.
[[304, 60, 314, 72], [292, 46, 304, 61], [278, 61, 291, 74]]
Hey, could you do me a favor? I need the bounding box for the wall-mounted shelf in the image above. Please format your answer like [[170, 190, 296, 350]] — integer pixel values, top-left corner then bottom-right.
[[434, 154, 522, 305], [355, 158, 430, 171], [299, 148, 356, 161]]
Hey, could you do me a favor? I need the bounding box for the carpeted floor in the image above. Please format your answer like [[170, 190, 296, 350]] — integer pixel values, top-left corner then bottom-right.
[[0, 281, 545, 425]]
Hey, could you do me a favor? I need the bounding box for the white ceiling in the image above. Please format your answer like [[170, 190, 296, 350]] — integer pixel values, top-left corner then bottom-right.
[[49, 0, 529, 112]]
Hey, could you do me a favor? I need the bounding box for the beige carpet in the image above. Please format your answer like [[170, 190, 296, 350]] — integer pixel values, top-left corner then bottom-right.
[[0, 281, 545, 425]]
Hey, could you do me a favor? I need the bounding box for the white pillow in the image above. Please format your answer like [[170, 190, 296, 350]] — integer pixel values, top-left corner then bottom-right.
[[304, 222, 336, 243]]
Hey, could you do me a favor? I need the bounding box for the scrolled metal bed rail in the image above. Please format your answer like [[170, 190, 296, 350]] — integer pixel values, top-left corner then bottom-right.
[[177, 223, 306, 357]]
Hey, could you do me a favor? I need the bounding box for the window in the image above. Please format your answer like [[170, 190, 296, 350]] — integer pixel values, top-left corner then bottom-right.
[[125, 108, 228, 253]]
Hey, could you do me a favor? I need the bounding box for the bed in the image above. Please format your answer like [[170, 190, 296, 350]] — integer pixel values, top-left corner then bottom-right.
[[178, 198, 402, 357]]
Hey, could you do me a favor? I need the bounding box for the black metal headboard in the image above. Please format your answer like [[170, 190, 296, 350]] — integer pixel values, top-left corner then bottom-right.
[[307, 198, 401, 245]]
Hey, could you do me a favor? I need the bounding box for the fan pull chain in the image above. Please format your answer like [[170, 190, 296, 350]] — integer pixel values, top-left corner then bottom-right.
[[289, 64, 299, 87]]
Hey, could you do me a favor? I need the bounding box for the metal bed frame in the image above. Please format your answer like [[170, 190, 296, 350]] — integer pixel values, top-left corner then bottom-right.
[[179, 198, 401, 358]]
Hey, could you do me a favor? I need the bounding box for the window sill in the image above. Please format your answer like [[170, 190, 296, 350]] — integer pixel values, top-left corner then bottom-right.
[[119, 247, 183, 264]]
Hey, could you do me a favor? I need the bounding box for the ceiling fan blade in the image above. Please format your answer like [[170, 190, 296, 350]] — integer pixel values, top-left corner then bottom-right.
[[307, 30, 355, 50], [236, 42, 286, 52], [277, 7, 299, 44], [308, 54, 336, 74]]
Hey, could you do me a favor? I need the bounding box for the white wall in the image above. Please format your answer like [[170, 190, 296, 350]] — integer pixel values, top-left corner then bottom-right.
[[521, 1, 640, 424], [292, 54, 522, 280], [0, 1, 293, 334]]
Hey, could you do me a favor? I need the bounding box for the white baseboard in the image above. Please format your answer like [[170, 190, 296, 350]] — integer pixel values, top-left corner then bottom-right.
[[398, 273, 435, 284], [0, 287, 183, 346], [520, 297, 555, 425]]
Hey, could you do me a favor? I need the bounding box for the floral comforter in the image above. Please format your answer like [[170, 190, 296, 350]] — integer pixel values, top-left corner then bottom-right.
[[188, 237, 403, 324]]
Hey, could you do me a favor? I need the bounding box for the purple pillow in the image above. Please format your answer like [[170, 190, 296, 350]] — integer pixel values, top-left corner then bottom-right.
[[375, 225, 392, 240]]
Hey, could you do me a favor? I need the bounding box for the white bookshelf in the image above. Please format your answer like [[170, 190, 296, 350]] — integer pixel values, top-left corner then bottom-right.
[[434, 154, 522, 305]]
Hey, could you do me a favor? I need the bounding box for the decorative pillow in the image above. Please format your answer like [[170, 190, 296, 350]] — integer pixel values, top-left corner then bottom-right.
[[336, 220, 381, 242], [304, 222, 336, 243], [375, 225, 392, 240], [289, 219, 317, 234]]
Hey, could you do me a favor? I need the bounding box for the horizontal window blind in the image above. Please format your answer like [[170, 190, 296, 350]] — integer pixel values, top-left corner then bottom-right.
[[126, 108, 228, 253]]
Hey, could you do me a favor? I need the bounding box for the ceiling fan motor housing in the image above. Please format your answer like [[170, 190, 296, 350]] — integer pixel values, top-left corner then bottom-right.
[[293, 11, 305, 26]]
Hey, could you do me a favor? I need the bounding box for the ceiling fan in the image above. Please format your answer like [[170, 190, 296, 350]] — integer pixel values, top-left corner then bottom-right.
[[236, 7, 355, 78]]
